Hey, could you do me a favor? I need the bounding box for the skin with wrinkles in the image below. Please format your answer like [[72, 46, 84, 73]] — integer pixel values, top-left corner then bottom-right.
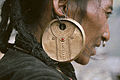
[[32, 0, 113, 65], [75, 0, 113, 64]]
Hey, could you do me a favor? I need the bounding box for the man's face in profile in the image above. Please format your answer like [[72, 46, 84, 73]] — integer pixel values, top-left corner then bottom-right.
[[75, 0, 113, 65], [19, 0, 113, 64]]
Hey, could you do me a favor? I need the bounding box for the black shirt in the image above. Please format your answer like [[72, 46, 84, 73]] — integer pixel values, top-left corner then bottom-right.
[[0, 49, 70, 80]]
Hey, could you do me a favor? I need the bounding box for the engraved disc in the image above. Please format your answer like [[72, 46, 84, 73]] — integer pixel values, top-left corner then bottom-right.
[[42, 18, 85, 62]]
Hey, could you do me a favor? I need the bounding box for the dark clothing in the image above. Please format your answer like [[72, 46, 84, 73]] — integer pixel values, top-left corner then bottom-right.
[[0, 49, 71, 80], [0, 0, 77, 80]]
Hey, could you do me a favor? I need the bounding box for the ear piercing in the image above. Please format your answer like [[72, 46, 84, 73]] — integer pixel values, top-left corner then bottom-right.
[[102, 41, 106, 47]]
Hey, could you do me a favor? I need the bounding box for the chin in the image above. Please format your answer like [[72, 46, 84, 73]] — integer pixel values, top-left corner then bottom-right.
[[75, 54, 90, 65]]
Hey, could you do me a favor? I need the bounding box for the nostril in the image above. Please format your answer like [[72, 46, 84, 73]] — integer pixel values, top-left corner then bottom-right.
[[102, 32, 110, 41]]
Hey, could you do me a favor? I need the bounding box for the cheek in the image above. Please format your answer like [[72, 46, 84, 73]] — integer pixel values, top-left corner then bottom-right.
[[81, 17, 101, 44], [82, 8, 107, 43]]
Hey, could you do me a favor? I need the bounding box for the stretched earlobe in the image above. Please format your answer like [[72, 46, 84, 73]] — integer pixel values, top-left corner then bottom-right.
[[53, 0, 68, 17]]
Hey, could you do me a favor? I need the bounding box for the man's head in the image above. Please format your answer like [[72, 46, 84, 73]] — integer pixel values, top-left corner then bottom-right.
[[24, 0, 113, 65], [73, 0, 113, 64]]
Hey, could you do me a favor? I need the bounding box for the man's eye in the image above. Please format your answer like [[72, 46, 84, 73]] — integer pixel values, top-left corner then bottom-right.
[[105, 12, 112, 18]]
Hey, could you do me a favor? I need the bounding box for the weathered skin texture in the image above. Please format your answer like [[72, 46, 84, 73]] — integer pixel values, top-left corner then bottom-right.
[[72, 0, 113, 64], [34, 0, 113, 65], [75, 0, 113, 64]]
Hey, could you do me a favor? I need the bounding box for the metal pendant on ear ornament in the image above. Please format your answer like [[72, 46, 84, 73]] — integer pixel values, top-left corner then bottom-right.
[[42, 18, 85, 62]]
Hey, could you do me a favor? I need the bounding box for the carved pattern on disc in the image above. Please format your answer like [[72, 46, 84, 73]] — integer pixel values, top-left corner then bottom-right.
[[42, 18, 85, 62]]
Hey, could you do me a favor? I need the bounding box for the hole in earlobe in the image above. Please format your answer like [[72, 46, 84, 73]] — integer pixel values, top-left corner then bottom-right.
[[59, 23, 66, 30]]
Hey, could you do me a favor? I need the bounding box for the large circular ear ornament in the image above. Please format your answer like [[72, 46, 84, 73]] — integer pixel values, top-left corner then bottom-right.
[[42, 18, 85, 62]]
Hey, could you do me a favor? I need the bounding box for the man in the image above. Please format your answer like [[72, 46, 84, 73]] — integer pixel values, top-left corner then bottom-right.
[[0, 0, 113, 80]]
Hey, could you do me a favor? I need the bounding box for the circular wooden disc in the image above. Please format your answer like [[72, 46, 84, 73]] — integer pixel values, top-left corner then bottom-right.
[[42, 18, 85, 62]]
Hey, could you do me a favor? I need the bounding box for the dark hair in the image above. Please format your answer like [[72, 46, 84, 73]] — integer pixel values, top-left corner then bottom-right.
[[0, 0, 89, 79], [0, 0, 12, 53], [0, 0, 89, 63], [76, 0, 88, 22], [0, 0, 88, 52], [0, 0, 55, 66]]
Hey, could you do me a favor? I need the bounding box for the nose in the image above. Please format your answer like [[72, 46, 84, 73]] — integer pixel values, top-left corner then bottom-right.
[[102, 23, 110, 41]]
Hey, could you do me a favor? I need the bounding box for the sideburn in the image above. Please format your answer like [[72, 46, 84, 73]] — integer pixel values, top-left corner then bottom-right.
[[68, 0, 88, 23]]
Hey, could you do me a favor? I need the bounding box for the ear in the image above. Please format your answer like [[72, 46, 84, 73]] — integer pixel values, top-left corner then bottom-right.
[[53, 0, 68, 17]]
